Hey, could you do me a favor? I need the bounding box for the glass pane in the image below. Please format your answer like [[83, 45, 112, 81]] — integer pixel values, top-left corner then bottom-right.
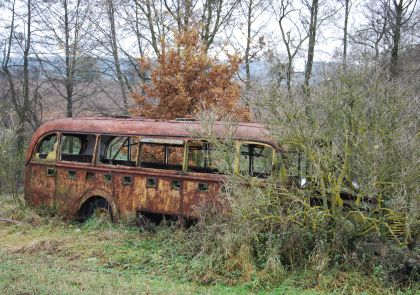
[[286, 151, 308, 177], [106, 137, 128, 160], [253, 146, 273, 175]]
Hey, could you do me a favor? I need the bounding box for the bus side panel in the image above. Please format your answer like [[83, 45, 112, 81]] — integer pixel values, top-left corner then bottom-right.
[[112, 172, 147, 220], [182, 179, 222, 218], [26, 162, 57, 209], [146, 177, 182, 216], [112, 172, 182, 218], [55, 164, 112, 218]]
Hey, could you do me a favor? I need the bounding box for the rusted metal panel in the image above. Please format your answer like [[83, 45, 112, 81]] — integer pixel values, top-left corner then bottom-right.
[[181, 179, 221, 217], [25, 118, 277, 164], [26, 162, 56, 208], [24, 117, 274, 221]]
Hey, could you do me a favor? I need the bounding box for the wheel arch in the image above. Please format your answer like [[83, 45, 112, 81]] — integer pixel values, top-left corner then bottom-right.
[[77, 188, 119, 221]]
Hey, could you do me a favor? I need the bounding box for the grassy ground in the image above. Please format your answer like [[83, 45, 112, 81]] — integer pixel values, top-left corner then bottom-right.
[[0, 195, 418, 295]]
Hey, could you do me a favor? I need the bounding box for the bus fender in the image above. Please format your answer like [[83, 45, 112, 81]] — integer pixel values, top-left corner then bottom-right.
[[77, 188, 119, 220]]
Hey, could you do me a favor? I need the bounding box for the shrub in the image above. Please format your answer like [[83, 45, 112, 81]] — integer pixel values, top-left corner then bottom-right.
[[0, 111, 25, 205], [179, 66, 419, 289]]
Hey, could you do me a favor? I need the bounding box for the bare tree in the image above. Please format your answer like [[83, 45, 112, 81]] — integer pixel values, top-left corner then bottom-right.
[[129, 0, 167, 58], [162, 0, 240, 51], [341, 0, 351, 66], [88, 0, 132, 115], [238, 0, 270, 89], [352, 0, 418, 76], [301, 0, 337, 94], [352, 0, 389, 60], [388, 0, 418, 77], [302, 0, 319, 94], [34, 0, 97, 118], [106, 0, 130, 114], [273, 0, 309, 94], [1, 0, 42, 140]]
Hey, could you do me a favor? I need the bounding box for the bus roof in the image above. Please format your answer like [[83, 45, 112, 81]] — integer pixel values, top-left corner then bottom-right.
[[27, 117, 278, 161]]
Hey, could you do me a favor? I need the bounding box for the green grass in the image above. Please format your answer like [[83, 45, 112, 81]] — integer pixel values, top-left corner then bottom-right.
[[0, 195, 418, 295]]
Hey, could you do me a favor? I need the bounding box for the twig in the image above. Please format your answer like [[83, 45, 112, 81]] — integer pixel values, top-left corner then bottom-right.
[[0, 218, 23, 225]]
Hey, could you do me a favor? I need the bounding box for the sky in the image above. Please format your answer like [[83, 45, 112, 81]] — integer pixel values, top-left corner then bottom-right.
[[0, 0, 369, 73]]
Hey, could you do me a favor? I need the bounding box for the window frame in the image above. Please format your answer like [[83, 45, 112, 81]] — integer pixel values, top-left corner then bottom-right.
[[96, 134, 140, 167], [58, 132, 98, 165], [32, 132, 59, 163], [185, 139, 220, 174], [235, 141, 277, 178], [138, 137, 187, 172]]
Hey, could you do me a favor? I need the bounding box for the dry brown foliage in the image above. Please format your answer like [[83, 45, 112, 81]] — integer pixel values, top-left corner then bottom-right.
[[131, 28, 250, 121]]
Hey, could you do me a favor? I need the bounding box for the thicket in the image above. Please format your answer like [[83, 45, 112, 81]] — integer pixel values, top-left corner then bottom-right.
[[0, 111, 24, 205], [171, 67, 420, 289]]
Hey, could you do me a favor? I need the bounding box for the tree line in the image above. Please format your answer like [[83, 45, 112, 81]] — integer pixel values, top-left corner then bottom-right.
[[0, 0, 418, 146]]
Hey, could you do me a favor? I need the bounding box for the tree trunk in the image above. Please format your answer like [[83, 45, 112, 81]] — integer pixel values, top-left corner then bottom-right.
[[64, 0, 74, 118], [107, 0, 129, 115], [23, 0, 32, 123], [244, 0, 253, 90], [390, 0, 403, 77], [342, 0, 350, 68], [303, 0, 319, 95], [144, 0, 160, 57]]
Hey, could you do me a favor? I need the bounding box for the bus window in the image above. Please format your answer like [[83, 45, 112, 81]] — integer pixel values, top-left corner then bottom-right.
[[239, 143, 273, 178], [33, 134, 57, 161], [99, 136, 138, 167], [187, 141, 218, 173], [285, 151, 310, 187], [60, 133, 96, 163], [139, 138, 184, 171]]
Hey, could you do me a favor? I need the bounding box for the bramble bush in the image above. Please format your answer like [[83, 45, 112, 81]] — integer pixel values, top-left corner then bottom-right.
[[174, 66, 419, 289]]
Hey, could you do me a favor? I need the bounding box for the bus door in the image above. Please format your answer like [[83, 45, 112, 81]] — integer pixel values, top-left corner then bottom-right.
[[27, 133, 58, 208]]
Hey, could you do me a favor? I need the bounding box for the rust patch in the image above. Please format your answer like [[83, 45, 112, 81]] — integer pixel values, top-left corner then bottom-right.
[[24, 117, 274, 221]]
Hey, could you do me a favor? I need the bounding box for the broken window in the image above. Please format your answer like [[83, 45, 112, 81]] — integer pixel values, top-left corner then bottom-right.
[[286, 151, 311, 187], [99, 136, 139, 167], [139, 138, 184, 171], [33, 134, 57, 161], [239, 143, 273, 178], [187, 141, 218, 173], [60, 133, 96, 163]]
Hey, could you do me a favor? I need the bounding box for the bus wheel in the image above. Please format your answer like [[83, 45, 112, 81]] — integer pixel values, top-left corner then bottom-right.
[[79, 197, 113, 222]]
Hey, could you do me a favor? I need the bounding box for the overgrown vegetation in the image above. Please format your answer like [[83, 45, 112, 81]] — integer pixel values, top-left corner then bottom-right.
[[0, 194, 417, 294], [0, 112, 24, 206], [163, 67, 419, 291], [1, 67, 419, 294]]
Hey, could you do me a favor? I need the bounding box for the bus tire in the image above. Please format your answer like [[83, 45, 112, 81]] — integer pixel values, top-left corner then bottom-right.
[[78, 197, 113, 222]]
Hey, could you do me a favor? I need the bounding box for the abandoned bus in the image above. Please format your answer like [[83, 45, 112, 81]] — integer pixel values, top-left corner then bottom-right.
[[24, 117, 281, 221]]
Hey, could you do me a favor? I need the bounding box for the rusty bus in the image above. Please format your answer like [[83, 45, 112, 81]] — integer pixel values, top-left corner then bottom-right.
[[24, 117, 283, 222]]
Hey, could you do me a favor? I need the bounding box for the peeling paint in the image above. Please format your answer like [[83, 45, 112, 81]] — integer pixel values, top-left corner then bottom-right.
[[24, 118, 272, 220]]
